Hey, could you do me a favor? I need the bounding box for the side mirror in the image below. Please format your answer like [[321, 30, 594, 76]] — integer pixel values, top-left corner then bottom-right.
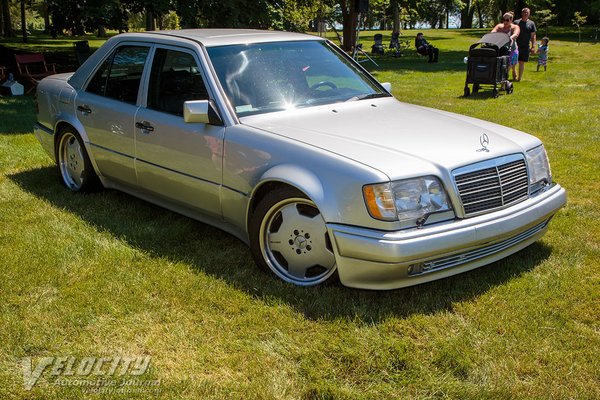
[[183, 100, 223, 125], [381, 82, 392, 93]]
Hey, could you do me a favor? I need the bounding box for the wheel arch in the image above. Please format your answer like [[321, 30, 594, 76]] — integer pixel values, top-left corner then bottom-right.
[[53, 117, 103, 182], [247, 164, 326, 233]]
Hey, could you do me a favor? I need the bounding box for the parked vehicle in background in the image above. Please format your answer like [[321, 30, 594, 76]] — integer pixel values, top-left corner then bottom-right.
[[34, 30, 566, 290]]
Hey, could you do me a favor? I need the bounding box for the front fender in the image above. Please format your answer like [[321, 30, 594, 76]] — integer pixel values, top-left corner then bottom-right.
[[256, 163, 325, 206]]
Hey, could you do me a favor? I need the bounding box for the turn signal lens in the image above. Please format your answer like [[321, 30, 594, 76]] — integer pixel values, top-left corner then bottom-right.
[[363, 183, 397, 221]]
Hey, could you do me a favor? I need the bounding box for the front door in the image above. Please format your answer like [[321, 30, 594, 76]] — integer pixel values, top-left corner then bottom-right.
[[134, 46, 225, 217]]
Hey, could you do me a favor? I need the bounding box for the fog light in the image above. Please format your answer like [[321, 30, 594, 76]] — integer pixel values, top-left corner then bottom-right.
[[408, 263, 424, 276]]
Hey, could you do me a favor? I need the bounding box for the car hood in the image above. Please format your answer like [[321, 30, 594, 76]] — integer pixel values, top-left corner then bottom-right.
[[241, 98, 541, 180]]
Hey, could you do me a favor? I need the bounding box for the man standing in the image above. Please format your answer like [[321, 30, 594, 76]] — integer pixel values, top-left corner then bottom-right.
[[514, 8, 537, 81]]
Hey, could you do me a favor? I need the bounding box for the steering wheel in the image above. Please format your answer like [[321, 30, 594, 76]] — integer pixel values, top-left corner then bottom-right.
[[309, 81, 338, 92]]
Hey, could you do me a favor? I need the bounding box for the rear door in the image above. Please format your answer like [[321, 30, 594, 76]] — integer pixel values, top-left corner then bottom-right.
[[75, 44, 151, 186], [134, 45, 225, 217]]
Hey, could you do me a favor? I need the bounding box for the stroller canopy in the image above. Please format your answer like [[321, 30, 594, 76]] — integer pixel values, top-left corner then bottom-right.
[[476, 32, 511, 48]]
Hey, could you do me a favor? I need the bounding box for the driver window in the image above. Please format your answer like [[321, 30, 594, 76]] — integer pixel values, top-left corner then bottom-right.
[[147, 48, 209, 116]]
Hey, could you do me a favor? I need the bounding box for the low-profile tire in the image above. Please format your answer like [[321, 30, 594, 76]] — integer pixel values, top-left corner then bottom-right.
[[249, 187, 337, 286], [55, 128, 102, 192]]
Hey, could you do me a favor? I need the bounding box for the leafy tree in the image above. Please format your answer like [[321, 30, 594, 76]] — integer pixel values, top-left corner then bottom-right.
[[271, 0, 321, 32], [537, 8, 556, 36], [572, 11, 587, 44], [20, 0, 26, 42]]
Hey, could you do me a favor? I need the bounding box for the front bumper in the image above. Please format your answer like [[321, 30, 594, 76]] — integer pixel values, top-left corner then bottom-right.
[[328, 184, 566, 290]]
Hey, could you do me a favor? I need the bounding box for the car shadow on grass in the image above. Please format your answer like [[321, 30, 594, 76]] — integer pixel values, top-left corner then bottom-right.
[[10, 166, 553, 324]]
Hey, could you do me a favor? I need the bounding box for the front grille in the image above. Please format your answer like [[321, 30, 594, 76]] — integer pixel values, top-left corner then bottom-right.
[[408, 220, 549, 276], [454, 157, 529, 216]]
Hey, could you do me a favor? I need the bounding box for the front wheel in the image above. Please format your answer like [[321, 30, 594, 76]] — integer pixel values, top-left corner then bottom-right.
[[249, 187, 337, 286], [55, 128, 102, 192]]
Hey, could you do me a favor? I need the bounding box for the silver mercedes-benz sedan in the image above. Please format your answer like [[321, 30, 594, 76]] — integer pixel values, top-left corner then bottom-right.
[[34, 29, 566, 290]]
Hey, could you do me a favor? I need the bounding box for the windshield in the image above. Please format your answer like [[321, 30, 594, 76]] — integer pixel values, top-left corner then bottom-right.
[[206, 40, 388, 117]]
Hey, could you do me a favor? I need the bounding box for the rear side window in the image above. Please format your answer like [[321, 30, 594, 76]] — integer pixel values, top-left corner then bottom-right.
[[86, 45, 150, 104], [147, 48, 209, 116]]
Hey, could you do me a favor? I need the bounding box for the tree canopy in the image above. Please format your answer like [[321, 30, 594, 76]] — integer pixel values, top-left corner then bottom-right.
[[1, 0, 598, 44]]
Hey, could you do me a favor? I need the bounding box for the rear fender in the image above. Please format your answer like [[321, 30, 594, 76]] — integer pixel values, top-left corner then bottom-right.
[[53, 114, 105, 183]]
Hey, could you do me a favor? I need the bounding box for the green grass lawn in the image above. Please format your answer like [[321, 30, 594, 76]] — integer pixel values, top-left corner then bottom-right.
[[0, 29, 599, 399]]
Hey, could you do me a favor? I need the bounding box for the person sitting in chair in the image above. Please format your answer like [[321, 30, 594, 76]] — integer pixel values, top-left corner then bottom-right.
[[415, 32, 439, 63]]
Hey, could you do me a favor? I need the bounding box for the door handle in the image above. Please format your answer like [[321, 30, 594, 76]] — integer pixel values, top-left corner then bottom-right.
[[135, 121, 154, 132], [77, 105, 92, 114]]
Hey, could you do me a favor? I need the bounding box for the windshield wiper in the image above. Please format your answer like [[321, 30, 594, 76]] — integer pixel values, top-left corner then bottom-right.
[[345, 93, 390, 102]]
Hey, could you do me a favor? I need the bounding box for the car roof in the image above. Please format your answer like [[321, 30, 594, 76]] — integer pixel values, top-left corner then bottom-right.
[[126, 29, 324, 47], [68, 29, 327, 89]]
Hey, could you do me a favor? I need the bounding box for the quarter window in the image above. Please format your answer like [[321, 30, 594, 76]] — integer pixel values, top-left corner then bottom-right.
[[147, 48, 209, 116], [86, 45, 150, 104]]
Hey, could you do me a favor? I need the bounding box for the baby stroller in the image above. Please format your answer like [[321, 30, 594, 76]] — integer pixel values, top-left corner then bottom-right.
[[464, 32, 514, 98], [371, 34, 384, 56]]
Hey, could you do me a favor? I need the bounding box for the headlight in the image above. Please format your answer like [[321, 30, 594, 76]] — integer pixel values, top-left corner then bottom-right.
[[363, 176, 452, 222], [526, 145, 552, 194]]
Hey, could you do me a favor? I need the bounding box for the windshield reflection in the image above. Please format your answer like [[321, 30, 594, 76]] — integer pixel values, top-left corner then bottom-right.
[[207, 41, 388, 117]]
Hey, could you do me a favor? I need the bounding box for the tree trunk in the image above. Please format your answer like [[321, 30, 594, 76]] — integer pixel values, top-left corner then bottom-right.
[[97, 25, 106, 37], [2, 0, 13, 37], [43, 1, 50, 34], [341, 1, 357, 51], [20, 0, 27, 43], [460, 0, 475, 28], [498, 0, 509, 15], [476, 3, 484, 28], [514, 0, 526, 15], [393, 0, 400, 32], [146, 10, 155, 31]]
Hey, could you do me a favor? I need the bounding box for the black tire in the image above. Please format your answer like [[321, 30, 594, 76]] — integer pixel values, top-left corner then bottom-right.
[[506, 82, 514, 94], [55, 127, 102, 192], [249, 187, 337, 286]]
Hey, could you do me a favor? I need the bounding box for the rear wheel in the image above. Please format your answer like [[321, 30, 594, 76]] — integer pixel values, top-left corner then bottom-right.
[[55, 128, 102, 192], [249, 187, 337, 286]]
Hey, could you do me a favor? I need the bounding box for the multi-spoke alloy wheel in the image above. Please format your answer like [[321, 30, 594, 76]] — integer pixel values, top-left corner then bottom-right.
[[250, 188, 337, 286], [56, 128, 101, 192]]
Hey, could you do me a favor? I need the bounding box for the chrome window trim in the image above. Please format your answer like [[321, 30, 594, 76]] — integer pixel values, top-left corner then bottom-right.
[[81, 41, 154, 106]]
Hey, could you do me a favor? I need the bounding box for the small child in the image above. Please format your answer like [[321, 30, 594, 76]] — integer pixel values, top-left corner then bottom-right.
[[537, 37, 549, 72]]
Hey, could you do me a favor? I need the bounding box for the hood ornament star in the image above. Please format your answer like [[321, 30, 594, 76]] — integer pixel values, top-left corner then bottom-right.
[[478, 133, 490, 152]]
